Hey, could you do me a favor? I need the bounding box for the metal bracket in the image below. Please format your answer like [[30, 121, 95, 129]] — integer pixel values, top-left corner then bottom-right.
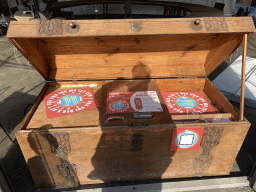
[[66, 22, 80, 34], [57, 162, 79, 187], [57, 163, 77, 176], [205, 17, 228, 32], [194, 126, 224, 176], [39, 19, 62, 36], [46, 132, 79, 187], [190, 19, 203, 31]]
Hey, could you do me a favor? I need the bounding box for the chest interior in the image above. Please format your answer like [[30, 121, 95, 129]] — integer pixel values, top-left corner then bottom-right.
[[7, 18, 255, 130]]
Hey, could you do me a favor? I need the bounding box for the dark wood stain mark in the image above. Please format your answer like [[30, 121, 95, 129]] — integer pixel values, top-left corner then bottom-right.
[[131, 134, 143, 151], [108, 48, 120, 57], [104, 59, 108, 63], [181, 44, 196, 57], [38, 39, 46, 45], [134, 38, 140, 44], [95, 37, 104, 44], [95, 37, 110, 47]]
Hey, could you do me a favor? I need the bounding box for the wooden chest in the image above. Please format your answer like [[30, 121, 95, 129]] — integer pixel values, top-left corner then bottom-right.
[[7, 16, 255, 188]]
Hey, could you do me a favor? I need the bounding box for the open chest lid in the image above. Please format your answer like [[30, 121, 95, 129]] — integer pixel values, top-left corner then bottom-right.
[[7, 16, 255, 81]]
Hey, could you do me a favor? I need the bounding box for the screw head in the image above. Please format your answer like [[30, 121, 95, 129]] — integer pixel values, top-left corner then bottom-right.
[[194, 19, 201, 25], [69, 22, 76, 28]]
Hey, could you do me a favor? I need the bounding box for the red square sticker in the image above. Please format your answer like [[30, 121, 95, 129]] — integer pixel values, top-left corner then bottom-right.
[[171, 127, 205, 151]]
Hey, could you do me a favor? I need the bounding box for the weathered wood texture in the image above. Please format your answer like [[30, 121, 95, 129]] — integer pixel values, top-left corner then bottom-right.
[[19, 83, 48, 131], [172, 113, 231, 120], [11, 16, 254, 188], [205, 33, 245, 75], [155, 78, 205, 92], [16, 78, 251, 188], [8, 36, 254, 80], [7, 17, 254, 38], [16, 121, 250, 187], [7, 17, 255, 81]]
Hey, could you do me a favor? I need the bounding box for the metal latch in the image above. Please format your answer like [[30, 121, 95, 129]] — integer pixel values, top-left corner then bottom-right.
[[133, 112, 153, 119]]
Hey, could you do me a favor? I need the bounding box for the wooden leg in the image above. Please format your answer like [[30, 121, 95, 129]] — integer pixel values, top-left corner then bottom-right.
[[240, 33, 247, 121]]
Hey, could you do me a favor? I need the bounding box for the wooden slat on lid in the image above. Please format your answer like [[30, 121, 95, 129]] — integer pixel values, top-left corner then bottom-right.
[[7, 17, 255, 81], [40, 34, 212, 80], [7, 17, 255, 38], [205, 33, 244, 75]]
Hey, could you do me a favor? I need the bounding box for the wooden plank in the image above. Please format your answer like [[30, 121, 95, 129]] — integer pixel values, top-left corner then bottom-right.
[[174, 122, 250, 177], [155, 78, 205, 92], [40, 34, 211, 80], [7, 19, 254, 81], [205, 33, 244, 75], [39, 34, 213, 58], [203, 79, 240, 120], [16, 83, 48, 131], [172, 113, 231, 120], [50, 66, 205, 80], [16, 131, 62, 187], [18, 122, 250, 186], [53, 52, 207, 69], [240, 33, 248, 121], [7, 17, 255, 38], [205, 32, 254, 76], [8, 38, 49, 79]]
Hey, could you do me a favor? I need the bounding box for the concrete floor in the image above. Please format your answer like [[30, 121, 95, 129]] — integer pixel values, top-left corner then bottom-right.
[[1, 34, 256, 192]]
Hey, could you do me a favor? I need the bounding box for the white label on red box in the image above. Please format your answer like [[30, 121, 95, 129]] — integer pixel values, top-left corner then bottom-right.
[[106, 91, 163, 113]]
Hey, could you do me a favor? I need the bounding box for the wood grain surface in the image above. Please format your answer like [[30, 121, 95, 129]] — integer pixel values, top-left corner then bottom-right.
[[7, 17, 255, 81], [12, 15, 253, 188], [26, 78, 239, 129], [17, 121, 250, 186], [7, 17, 255, 38]]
